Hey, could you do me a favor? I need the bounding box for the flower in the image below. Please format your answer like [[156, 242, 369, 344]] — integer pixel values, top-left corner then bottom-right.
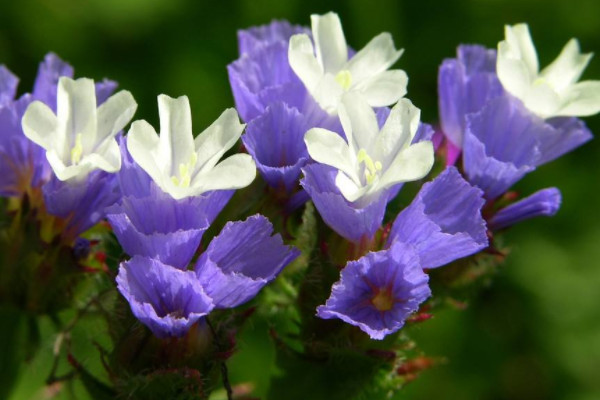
[[127, 94, 256, 200], [21, 76, 137, 182], [316, 241, 431, 340], [117, 256, 214, 339], [497, 23, 600, 118], [386, 167, 488, 269], [195, 215, 300, 308], [488, 187, 561, 230], [288, 12, 407, 114], [304, 93, 433, 207]]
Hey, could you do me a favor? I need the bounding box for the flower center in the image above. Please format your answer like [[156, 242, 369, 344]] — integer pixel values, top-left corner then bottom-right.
[[357, 148, 382, 185], [171, 152, 198, 188], [70, 133, 83, 165], [371, 287, 394, 312], [335, 69, 352, 90]]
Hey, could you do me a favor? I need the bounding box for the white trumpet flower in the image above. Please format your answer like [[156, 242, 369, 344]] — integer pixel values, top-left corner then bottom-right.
[[497, 23, 600, 118], [22, 77, 137, 181], [289, 12, 407, 114], [127, 94, 256, 200], [304, 93, 433, 206]]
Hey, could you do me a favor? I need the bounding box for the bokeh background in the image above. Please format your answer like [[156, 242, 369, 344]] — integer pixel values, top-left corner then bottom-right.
[[1, 0, 599, 399]]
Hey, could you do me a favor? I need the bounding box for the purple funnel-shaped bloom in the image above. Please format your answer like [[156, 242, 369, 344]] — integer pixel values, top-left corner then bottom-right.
[[0, 66, 18, 106], [43, 171, 120, 240], [195, 215, 300, 309], [463, 96, 545, 199], [243, 102, 310, 192], [117, 256, 214, 338], [438, 45, 504, 149], [228, 39, 308, 123], [301, 163, 390, 243], [238, 20, 309, 56], [106, 187, 209, 269], [317, 241, 431, 340], [386, 167, 488, 269], [489, 187, 561, 230]]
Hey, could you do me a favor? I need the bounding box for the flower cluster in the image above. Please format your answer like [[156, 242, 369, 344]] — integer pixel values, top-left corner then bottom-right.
[[0, 11, 597, 399]]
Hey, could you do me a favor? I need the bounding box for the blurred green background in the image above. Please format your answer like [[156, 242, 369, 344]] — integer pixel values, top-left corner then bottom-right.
[[1, 0, 599, 399]]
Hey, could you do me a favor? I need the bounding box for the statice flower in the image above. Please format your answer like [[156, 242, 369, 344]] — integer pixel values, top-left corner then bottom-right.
[[117, 215, 299, 338], [127, 94, 255, 200], [317, 242, 431, 340], [22, 77, 136, 182], [488, 187, 561, 230], [302, 93, 433, 242], [497, 23, 600, 118], [289, 12, 407, 114]]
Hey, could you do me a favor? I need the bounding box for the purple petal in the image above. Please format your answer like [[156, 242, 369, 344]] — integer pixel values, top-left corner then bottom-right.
[[438, 45, 503, 148], [463, 96, 544, 199], [301, 163, 389, 243], [106, 191, 210, 269], [317, 241, 431, 340], [489, 187, 561, 230], [243, 102, 309, 192], [0, 65, 18, 106], [42, 171, 120, 239], [95, 79, 118, 105], [238, 20, 309, 55], [117, 256, 214, 338], [228, 40, 308, 122], [387, 167, 488, 269], [535, 117, 593, 166], [195, 214, 300, 308], [32, 53, 74, 112]]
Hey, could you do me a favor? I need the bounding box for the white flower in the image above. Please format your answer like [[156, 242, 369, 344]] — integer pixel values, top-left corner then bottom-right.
[[288, 12, 407, 114], [21, 77, 137, 181], [304, 93, 433, 206], [497, 23, 600, 118], [127, 94, 256, 200]]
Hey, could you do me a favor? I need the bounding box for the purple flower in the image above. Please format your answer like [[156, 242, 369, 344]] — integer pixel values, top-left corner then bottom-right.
[[106, 187, 209, 270], [195, 215, 300, 309], [242, 102, 310, 193], [438, 45, 504, 149], [386, 167, 488, 269], [317, 241, 431, 340], [301, 163, 390, 242], [43, 171, 120, 240], [117, 256, 214, 339], [463, 96, 547, 199], [489, 187, 561, 230]]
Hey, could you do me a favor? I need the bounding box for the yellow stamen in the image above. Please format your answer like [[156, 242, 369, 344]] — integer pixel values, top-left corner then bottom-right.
[[371, 287, 394, 312], [357, 149, 382, 185], [335, 70, 352, 90], [70, 133, 83, 165], [170, 152, 197, 188]]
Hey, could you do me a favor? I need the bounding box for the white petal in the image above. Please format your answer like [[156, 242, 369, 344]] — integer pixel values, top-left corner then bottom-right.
[[345, 33, 404, 84], [356, 69, 408, 108], [192, 153, 256, 194], [541, 39, 593, 92], [304, 127, 359, 183], [505, 24, 538, 77], [338, 93, 379, 153], [56, 77, 97, 155], [194, 108, 245, 174], [46, 150, 92, 182], [311, 12, 348, 73], [557, 80, 600, 117], [335, 171, 368, 203], [311, 73, 344, 114], [288, 34, 323, 92], [96, 90, 137, 149], [84, 139, 122, 173], [127, 119, 165, 184], [497, 41, 531, 98], [523, 83, 561, 118], [377, 140, 433, 190], [376, 99, 420, 165], [21, 101, 58, 151], [157, 94, 194, 175]]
